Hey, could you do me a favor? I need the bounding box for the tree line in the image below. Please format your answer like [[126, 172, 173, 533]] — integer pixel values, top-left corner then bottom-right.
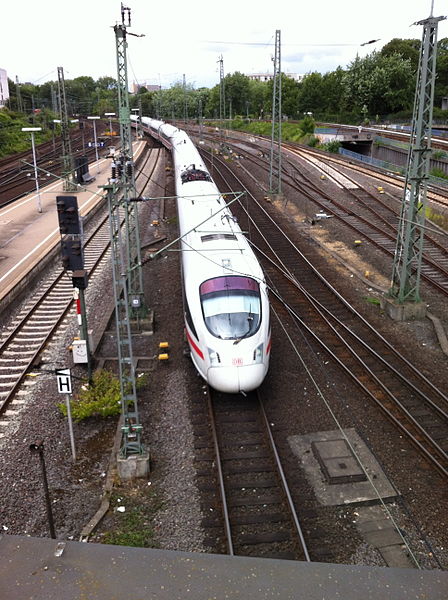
[[4, 37, 448, 131]]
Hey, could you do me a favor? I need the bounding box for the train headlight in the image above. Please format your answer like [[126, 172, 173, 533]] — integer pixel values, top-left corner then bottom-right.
[[253, 344, 263, 364], [208, 348, 221, 365]]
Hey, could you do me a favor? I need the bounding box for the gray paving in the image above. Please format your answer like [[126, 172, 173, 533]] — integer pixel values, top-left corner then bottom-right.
[[1, 534, 446, 600], [288, 428, 398, 506]]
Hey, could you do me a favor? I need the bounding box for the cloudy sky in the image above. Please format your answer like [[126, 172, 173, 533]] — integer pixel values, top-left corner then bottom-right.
[[2, 0, 447, 89]]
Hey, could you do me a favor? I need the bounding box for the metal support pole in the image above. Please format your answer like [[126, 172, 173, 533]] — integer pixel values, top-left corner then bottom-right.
[[30, 132, 42, 213], [77, 287, 92, 381], [269, 29, 282, 196], [64, 395, 77, 462], [57, 67, 77, 192], [113, 8, 146, 320], [389, 12, 446, 304], [104, 183, 145, 459], [92, 119, 99, 172], [29, 441, 56, 539]]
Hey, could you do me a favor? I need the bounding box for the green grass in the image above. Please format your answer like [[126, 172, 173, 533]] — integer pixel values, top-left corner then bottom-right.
[[103, 506, 156, 547], [102, 488, 163, 548]]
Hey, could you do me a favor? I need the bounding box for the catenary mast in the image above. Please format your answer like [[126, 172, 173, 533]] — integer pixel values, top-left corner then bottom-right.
[[269, 30, 282, 196], [388, 8, 446, 315], [114, 3, 146, 319]]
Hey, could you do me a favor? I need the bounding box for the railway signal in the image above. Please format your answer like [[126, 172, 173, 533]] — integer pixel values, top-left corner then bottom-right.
[[56, 195, 81, 235], [55, 195, 92, 379], [60, 238, 84, 272]]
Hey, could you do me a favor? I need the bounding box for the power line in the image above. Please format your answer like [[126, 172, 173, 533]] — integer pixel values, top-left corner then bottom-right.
[[201, 39, 365, 47]]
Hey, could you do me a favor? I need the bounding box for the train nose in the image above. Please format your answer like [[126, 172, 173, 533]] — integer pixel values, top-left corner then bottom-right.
[[207, 364, 266, 394]]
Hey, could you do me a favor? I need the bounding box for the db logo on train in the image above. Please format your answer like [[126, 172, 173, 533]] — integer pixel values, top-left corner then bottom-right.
[[232, 358, 243, 366]]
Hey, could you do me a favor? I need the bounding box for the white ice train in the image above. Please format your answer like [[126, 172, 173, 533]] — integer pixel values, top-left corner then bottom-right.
[[136, 117, 271, 393]]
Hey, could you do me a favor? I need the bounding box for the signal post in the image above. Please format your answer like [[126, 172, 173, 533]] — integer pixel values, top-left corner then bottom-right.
[[56, 195, 93, 379]]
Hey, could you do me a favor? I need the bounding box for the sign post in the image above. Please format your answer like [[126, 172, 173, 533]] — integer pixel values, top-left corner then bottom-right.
[[56, 369, 76, 461]]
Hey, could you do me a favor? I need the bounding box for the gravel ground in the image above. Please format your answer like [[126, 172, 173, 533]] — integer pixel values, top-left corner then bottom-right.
[[1, 139, 447, 571]]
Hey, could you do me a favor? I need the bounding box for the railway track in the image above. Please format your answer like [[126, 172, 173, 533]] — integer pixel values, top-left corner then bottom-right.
[[197, 130, 448, 298], [206, 151, 448, 479], [282, 150, 448, 296], [285, 142, 448, 209], [0, 125, 111, 206], [0, 143, 160, 421], [0, 211, 112, 415], [192, 386, 310, 560]]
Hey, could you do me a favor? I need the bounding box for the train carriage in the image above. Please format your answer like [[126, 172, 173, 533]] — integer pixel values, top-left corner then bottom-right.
[[134, 116, 271, 393]]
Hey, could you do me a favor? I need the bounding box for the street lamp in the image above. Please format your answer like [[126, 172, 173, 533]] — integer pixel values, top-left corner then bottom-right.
[[87, 116, 100, 172], [104, 112, 115, 136], [21, 127, 42, 213]]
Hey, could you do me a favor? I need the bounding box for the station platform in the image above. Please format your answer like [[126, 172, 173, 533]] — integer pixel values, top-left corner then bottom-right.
[[0, 534, 446, 600], [0, 141, 146, 311]]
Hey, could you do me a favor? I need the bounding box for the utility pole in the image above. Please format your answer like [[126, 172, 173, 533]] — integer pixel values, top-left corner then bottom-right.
[[51, 84, 58, 114], [269, 29, 282, 196], [57, 67, 77, 192], [15, 76, 23, 113], [386, 9, 446, 320], [183, 73, 188, 125], [114, 3, 146, 320], [198, 95, 203, 140], [218, 55, 226, 124], [107, 4, 149, 478], [104, 181, 148, 476]]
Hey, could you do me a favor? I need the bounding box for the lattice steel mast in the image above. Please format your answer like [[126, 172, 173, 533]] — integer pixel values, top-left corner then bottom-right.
[[269, 30, 282, 195], [15, 76, 23, 113], [101, 4, 149, 471], [57, 67, 77, 192], [389, 10, 446, 304], [104, 182, 145, 461], [218, 55, 226, 123], [114, 4, 146, 318]]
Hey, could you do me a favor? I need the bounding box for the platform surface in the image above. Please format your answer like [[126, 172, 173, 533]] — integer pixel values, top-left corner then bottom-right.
[[1, 534, 446, 600], [0, 141, 145, 302]]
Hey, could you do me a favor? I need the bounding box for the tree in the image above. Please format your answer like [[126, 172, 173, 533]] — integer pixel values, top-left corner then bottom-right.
[[278, 74, 300, 118], [97, 76, 118, 91], [248, 79, 269, 119], [223, 72, 251, 116], [321, 68, 345, 114], [297, 72, 326, 116], [342, 51, 415, 118], [435, 37, 448, 107], [380, 38, 420, 71]]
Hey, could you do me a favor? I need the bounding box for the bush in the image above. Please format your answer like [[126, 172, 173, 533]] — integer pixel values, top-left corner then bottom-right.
[[430, 167, 448, 180], [432, 150, 447, 160], [322, 140, 341, 153], [58, 369, 148, 421], [307, 136, 320, 148]]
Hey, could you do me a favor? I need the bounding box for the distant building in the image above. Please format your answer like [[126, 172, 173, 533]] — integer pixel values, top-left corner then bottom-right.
[[0, 68, 9, 108], [442, 97, 448, 111], [246, 72, 305, 84], [132, 82, 161, 94]]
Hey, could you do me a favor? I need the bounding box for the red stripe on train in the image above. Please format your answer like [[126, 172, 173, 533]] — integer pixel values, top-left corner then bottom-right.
[[186, 329, 204, 360]]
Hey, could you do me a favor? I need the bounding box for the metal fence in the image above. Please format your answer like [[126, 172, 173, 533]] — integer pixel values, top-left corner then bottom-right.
[[339, 147, 448, 188]]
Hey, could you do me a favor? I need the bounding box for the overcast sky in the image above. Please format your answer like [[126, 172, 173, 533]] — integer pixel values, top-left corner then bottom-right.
[[2, 0, 447, 89]]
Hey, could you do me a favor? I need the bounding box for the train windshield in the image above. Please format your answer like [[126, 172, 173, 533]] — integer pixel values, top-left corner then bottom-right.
[[200, 276, 261, 340]]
